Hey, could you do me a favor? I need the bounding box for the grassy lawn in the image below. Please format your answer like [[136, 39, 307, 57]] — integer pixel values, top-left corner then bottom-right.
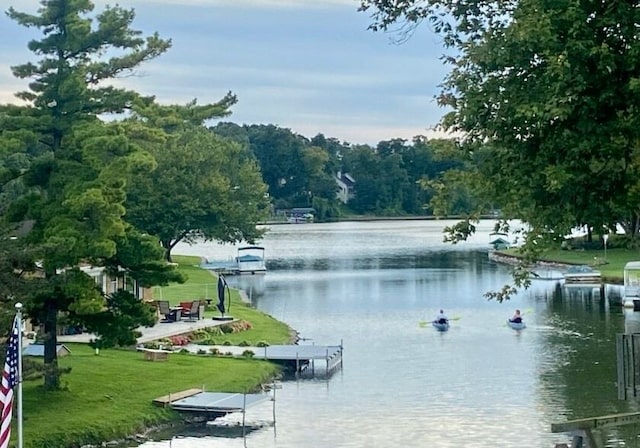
[[501, 247, 640, 283], [154, 255, 293, 345], [24, 344, 280, 448], [20, 256, 293, 448]]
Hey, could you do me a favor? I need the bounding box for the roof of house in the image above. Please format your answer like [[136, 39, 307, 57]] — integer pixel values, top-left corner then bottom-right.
[[337, 173, 355, 186], [291, 207, 316, 214]]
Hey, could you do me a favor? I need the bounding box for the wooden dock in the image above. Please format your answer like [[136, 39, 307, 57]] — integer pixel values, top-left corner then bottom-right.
[[153, 388, 202, 407], [551, 411, 640, 448]]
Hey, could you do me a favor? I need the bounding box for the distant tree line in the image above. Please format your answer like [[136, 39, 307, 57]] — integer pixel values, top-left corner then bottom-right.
[[211, 123, 477, 219]]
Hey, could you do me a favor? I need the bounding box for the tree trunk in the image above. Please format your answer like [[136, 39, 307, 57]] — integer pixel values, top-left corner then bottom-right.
[[43, 297, 60, 390], [161, 240, 172, 263]]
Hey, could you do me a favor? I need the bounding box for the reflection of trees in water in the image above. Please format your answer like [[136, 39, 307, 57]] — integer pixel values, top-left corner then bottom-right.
[[531, 283, 640, 445], [269, 249, 499, 272]]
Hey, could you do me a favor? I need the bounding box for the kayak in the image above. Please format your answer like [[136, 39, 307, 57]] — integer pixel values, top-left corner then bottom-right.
[[507, 320, 526, 330], [432, 321, 450, 332]]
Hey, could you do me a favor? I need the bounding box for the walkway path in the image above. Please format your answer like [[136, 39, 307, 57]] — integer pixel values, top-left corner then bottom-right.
[[58, 317, 231, 344]]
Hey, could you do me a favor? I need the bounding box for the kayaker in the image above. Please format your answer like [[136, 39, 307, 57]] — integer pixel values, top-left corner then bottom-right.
[[434, 309, 448, 324], [509, 309, 523, 324]]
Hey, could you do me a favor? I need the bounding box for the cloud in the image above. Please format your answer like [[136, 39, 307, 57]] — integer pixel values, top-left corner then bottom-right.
[[113, 0, 356, 8], [0, 0, 451, 145]]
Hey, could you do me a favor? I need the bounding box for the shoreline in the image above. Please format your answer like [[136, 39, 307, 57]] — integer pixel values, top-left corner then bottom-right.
[[30, 258, 296, 448], [489, 251, 624, 285]]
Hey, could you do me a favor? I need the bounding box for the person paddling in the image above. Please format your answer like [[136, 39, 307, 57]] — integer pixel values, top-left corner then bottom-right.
[[434, 309, 448, 324], [509, 309, 523, 324]]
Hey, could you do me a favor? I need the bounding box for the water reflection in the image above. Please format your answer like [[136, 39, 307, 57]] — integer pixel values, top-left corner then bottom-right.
[[139, 220, 640, 448]]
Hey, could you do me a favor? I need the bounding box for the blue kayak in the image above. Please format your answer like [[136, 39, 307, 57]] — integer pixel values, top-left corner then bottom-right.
[[507, 320, 526, 330], [432, 321, 450, 332]]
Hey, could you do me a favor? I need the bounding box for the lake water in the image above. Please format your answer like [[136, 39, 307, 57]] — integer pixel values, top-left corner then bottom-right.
[[137, 220, 639, 448]]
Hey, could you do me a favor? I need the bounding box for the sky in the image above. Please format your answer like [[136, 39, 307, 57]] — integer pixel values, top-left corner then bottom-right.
[[0, 0, 451, 145]]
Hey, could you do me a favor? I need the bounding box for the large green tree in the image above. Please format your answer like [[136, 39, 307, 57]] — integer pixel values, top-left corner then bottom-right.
[[124, 115, 269, 261], [1, 0, 175, 388], [360, 0, 640, 297]]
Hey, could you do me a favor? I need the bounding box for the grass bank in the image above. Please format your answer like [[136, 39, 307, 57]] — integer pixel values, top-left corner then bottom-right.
[[21, 255, 293, 448], [154, 255, 293, 344], [500, 247, 640, 283]]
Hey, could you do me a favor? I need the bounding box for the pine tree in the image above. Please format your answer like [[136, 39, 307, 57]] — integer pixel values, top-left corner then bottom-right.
[[2, 0, 172, 389]]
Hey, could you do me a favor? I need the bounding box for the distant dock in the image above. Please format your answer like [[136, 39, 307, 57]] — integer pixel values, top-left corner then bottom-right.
[[187, 342, 344, 379]]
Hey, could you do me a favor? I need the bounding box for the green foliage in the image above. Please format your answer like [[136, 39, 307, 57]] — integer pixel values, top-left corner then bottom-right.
[[360, 0, 640, 300], [79, 290, 157, 348], [1, 0, 173, 388], [124, 122, 269, 261]]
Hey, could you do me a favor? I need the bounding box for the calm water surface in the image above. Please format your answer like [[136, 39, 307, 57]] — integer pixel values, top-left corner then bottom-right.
[[138, 220, 639, 448]]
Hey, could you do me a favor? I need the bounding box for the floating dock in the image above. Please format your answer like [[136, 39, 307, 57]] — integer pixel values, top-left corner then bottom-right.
[[190, 343, 344, 379], [154, 389, 276, 429], [253, 344, 343, 378]]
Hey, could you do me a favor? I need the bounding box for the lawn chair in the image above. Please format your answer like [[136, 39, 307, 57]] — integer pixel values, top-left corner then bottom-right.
[[182, 300, 201, 321], [156, 300, 178, 323]]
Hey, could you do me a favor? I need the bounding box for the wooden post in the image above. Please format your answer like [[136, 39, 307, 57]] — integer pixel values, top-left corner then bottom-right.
[[272, 381, 277, 435], [616, 334, 627, 400], [326, 348, 329, 375]]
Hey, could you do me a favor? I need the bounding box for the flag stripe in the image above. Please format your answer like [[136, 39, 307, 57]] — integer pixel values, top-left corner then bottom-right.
[[0, 317, 19, 448]]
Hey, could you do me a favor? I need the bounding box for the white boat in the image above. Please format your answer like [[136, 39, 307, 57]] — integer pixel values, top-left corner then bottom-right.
[[624, 261, 640, 308], [235, 246, 266, 275]]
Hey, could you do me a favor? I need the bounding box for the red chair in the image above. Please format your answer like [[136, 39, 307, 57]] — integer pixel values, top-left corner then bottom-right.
[[179, 301, 192, 312], [182, 301, 201, 321]]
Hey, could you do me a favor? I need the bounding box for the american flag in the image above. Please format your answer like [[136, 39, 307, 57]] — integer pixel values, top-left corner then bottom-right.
[[0, 317, 19, 448]]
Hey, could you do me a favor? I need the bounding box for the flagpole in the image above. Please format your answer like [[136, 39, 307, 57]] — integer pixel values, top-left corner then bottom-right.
[[15, 303, 23, 448]]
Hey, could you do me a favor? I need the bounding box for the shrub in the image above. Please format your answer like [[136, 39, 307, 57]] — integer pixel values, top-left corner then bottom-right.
[[238, 340, 251, 347], [169, 334, 191, 346], [222, 340, 232, 346], [256, 341, 270, 347], [242, 350, 254, 358], [219, 320, 253, 334], [209, 347, 220, 355]]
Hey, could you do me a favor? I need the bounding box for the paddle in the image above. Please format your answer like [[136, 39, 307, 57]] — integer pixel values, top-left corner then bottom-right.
[[418, 316, 461, 328]]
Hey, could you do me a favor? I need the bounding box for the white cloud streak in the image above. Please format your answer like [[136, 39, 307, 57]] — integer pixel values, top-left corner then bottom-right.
[[0, 0, 451, 144]]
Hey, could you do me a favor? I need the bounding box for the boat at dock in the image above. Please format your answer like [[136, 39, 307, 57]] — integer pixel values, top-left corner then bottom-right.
[[201, 246, 266, 275], [235, 246, 266, 274]]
